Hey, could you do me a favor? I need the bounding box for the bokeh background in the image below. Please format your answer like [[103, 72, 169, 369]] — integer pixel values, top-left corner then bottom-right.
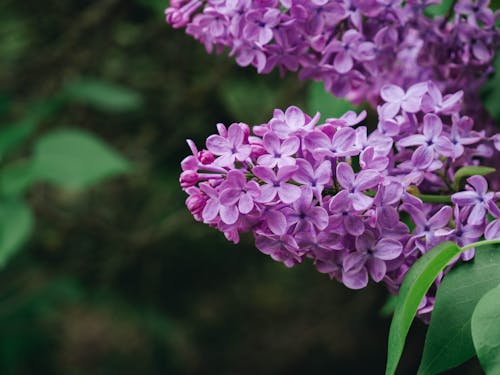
[[0, 1, 495, 374]]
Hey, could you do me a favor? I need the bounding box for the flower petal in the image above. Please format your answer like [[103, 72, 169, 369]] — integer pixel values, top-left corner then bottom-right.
[[367, 258, 386, 282], [374, 239, 402, 260], [202, 199, 219, 222], [336, 162, 355, 189], [381, 84, 405, 102], [351, 192, 373, 211], [220, 204, 239, 224], [263, 131, 281, 153], [266, 210, 288, 235], [285, 106, 305, 130], [334, 51, 353, 73], [467, 175, 488, 195], [227, 124, 245, 146], [345, 215, 365, 236], [423, 113, 443, 139], [429, 205, 452, 228], [239, 193, 254, 214], [220, 188, 241, 206], [253, 166, 276, 183], [206, 134, 230, 154], [280, 136, 300, 155], [343, 268, 368, 289], [452, 191, 478, 206], [278, 184, 302, 204]]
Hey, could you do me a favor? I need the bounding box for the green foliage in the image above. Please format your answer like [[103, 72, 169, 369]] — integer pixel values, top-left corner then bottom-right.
[[418, 245, 500, 374], [471, 283, 500, 374], [0, 199, 33, 267], [453, 166, 496, 191], [380, 295, 398, 318], [220, 79, 284, 124], [0, 277, 85, 374], [481, 54, 500, 122], [385, 242, 462, 375], [307, 82, 357, 122], [0, 124, 131, 266], [425, 0, 454, 16], [32, 129, 130, 189], [64, 78, 144, 113], [0, 77, 133, 268], [0, 161, 33, 197], [0, 121, 36, 159]]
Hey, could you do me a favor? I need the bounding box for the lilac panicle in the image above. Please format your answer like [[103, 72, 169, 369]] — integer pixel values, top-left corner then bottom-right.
[[179, 81, 499, 320], [165, 0, 498, 121]]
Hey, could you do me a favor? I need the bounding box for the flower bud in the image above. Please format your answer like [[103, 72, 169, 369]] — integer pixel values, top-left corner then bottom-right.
[[198, 150, 215, 164], [181, 155, 198, 171], [180, 170, 199, 188], [186, 193, 205, 217]]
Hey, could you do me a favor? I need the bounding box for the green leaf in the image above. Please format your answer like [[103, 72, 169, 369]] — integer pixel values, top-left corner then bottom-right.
[[482, 54, 500, 122], [0, 121, 36, 159], [425, 0, 454, 16], [0, 160, 35, 196], [471, 283, 500, 374], [0, 199, 33, 267], [453, 166, 496, 191], [380, 295, 398, 318], [64, 78, 143, 112], [22, 96, 65, 124], [220, 80, 279, 124], [385, 241, 462, 375], [307, 82, 357, 122], [418, 245, 500, 375], [32, 129, 130, 189]]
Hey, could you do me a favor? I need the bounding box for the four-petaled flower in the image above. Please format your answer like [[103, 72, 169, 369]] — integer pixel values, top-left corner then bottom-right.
[[206, 123, 251, 166], [452, 175, 496, 225], [323, 30, 376, 73], [282, 187, 329, 233], [380, 82, 428, 118], [252, 165, 301, 204], [257, 132, 300, 168], [293, 158, 332, 199], [336, 162, 382, 211], [219, 170, 261, 223], [304, 127, 357, 159], [344, 231, 403, 285], [398, 113, 454, 157]]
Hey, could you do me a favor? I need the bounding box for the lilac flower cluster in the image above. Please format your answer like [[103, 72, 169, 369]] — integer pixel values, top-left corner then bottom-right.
[[166, 0, 498, 107], [180, 80, 500, 319]]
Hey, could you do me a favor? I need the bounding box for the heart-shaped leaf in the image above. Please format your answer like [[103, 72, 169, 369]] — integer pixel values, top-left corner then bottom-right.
[[385, 241, 462, 375], [471, 283, 500, 374], [32, 129, 130, 189], [418, 245, 500, 375]]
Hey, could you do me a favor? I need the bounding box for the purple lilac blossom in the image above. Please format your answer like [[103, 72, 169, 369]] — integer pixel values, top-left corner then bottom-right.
[[165, 0, 498, 118], [179, 81, 499, 320]]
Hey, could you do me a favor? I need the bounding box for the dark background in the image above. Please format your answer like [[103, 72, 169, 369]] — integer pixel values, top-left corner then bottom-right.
[[0, 1, 487, 374]]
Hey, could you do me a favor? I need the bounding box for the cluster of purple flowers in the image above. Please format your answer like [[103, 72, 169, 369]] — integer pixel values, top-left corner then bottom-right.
[[165, 0, 498, 108], [180, 80, 499, 319]]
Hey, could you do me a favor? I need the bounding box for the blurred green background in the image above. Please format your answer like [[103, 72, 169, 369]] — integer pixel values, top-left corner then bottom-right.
[[0, 1, 492, 374]]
